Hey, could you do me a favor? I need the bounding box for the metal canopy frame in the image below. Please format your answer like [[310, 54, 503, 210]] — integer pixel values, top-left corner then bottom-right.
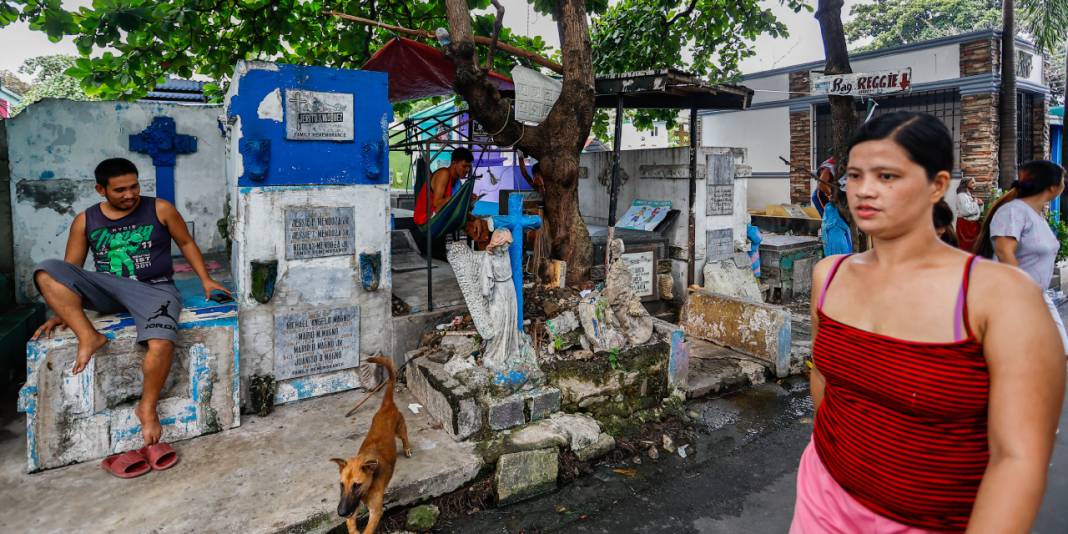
[[594, 69, 753, 286], [388, 106, 516, 311]]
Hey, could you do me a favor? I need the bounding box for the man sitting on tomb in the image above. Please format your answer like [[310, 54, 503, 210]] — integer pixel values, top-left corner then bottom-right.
[[31, 157, 230, 448]]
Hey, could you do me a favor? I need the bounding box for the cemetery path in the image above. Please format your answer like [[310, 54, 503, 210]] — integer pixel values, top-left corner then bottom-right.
[[443, 303, 1068, 534]]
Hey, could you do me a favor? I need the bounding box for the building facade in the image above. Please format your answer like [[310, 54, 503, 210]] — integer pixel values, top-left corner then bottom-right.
[[702, 30, 1051, 209]]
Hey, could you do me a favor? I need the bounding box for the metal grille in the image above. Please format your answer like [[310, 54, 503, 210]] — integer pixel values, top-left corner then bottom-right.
[[814, 89, 962, 173], [1017, 92, 1034, 164]]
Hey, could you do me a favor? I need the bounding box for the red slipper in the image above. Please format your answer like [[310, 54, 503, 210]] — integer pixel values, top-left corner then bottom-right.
[[101, 450, 151, 479], [140, 443, 179, 471]]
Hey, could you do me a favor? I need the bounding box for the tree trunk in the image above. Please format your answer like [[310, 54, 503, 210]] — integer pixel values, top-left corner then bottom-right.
[[999, 0, 1017, 188], [441, 0, 594, 285], [815, 0, 863, 250]]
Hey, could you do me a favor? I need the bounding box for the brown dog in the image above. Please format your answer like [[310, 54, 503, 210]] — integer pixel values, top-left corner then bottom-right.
[[331, 356, 412, 534]]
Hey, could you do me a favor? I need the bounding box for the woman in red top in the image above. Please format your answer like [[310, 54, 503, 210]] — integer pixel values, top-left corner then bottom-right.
[[791, 111, 1064, 533]]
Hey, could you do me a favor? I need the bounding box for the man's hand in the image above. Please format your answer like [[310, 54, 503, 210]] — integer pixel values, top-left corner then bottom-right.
[[32, 316, 67, 340], [202, 278, 231, 301]]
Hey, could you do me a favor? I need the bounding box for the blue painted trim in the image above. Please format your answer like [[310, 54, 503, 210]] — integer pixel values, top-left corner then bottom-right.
[[776, 318, 792, 379], [741, 30, 1036, 82], [226, 63, 392, 187]]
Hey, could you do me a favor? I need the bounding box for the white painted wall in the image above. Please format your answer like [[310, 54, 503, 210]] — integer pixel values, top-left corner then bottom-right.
[[619, 120, 671, 150], [745, 73, 790, 105], [579, 146, 751, 291], [233, 185, 391, 405], [849, 43, 960, 84], [747, 177, 791, 209], [702, 107, 791, 174], [6, 99, 227, 303]]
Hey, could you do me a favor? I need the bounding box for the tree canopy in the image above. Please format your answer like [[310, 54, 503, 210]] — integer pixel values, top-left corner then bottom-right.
[[845, 0, 1001, 51], [11, 55, 98, 114], [2, 0, 805, 120]]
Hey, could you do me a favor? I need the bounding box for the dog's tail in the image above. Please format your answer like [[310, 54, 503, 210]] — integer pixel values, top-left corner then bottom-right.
[[366, 355, 395, 404]]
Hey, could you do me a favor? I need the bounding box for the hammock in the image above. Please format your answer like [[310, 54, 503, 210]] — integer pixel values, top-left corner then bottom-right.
[[413, 159, 477, 238]]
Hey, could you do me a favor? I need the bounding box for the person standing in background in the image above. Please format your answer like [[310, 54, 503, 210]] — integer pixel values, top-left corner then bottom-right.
[[955, 177, 983, 251], [975, 160, 1067, 355]]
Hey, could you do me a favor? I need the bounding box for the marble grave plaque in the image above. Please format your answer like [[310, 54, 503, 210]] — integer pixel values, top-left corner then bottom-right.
[[706, 186, 734, 216], [621, 251, 655, 298], [285, 207, 355, 260], [285, 90, 354, 141], [274, 306, 360, 380]]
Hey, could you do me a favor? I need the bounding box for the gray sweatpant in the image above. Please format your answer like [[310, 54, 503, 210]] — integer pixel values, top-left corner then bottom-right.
[[34, 259, 182, 343]]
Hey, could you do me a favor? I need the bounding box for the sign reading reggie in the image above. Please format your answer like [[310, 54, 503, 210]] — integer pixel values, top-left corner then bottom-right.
[[285, 89, 354, 141], [285, 207, 355, 260], [811, 68, 912, 97]]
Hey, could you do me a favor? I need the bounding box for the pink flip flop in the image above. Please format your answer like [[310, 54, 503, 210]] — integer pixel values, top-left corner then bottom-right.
[[101, 450, 151, 479], [140, 443, 179, 471]]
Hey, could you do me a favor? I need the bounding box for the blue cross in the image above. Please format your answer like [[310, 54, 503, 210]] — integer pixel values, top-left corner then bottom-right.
[[491, 194, 541, 332], [129, 116, 198, 205]]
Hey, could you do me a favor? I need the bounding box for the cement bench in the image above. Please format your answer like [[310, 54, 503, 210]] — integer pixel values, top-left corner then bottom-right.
[[17, 267, 239, 472]]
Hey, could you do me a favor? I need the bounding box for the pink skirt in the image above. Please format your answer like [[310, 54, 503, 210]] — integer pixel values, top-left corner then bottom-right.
[[790, 439, 939, 534]]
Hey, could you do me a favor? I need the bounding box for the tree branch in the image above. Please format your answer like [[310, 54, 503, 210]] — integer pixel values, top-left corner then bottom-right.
[[484, 0, 505, 71], [667, 0, 698, 27], [328, 10, 563, 74]]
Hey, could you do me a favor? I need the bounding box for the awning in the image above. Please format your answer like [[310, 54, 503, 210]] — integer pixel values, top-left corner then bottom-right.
[[363, 37, 514, 103]]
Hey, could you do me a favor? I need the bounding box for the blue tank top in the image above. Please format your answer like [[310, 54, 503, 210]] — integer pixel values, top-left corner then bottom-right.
[[84, 196, 174, 283]]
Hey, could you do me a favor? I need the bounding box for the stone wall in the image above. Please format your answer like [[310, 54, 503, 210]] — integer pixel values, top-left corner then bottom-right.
[[5, 100, 228, 303], [960, 37, 997, 77], [960, 93, 999, 195], [788, 110, 811, 205], [1033, 94, 1051, 161]]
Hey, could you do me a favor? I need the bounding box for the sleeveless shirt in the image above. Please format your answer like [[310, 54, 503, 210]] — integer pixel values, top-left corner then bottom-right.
[[84, 196, 174, 283]]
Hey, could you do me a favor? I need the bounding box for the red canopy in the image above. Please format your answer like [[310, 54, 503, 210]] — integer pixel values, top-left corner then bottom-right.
[[363, 37, 514, 103]]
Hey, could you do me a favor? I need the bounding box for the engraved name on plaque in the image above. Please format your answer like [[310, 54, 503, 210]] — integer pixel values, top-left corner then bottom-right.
[[285, 207, 355, 260], [274, 306, 360, 380]]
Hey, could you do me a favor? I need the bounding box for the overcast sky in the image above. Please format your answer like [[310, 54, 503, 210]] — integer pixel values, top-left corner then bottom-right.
[[0, 0, 863, 81]]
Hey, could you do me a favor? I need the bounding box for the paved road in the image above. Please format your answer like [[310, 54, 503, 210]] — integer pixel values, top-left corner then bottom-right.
[[444, 306, 1068, 534]]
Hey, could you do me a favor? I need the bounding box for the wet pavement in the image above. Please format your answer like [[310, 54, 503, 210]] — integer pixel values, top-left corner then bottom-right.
[[444, 303, 1068, 534]]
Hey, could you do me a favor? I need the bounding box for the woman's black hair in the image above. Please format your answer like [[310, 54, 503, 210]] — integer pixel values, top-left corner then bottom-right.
[[847, 111, 953, 181], [956, 177, 973, 194], [933, 198, 958, 247], [974, 160, 1065, 258]]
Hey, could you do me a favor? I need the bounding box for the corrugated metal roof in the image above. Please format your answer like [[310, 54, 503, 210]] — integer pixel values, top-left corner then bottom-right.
[[139, 77, 209, 103]]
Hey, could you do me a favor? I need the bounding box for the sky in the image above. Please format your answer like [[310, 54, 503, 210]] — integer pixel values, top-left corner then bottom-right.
[[0, 0, 863, 82]]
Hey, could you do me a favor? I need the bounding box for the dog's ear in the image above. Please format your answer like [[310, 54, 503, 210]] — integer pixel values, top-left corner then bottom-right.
[[361, 459, 379, 474], [330, 458, 347, 471]]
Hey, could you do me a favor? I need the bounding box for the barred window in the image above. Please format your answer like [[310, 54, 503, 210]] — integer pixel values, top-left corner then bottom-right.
[[814, 89, 962, 173], [1017, 91, 1034, 165]]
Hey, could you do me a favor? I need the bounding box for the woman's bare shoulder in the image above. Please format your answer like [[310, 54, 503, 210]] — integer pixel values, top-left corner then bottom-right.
[[968, 258, 1046, 311]]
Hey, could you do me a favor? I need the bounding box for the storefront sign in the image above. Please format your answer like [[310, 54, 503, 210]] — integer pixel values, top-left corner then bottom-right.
[[811, 68, 912, 96]]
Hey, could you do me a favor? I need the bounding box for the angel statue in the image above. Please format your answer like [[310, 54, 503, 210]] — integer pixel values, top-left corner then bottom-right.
[[447, 229, 540, 379]]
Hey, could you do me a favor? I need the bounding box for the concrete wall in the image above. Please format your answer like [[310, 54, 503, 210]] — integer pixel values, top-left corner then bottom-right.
[[225, 61, 393, 407], [703, 107, 789, 174], [579, 146, 751, 293], [5, 100, 227, 303]]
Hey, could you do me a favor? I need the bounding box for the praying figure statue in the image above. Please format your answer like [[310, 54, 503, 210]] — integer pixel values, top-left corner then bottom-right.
[[447, 229, 540, 380]]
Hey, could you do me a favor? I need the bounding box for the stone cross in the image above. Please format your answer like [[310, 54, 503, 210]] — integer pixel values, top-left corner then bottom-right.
[[491, 194, 541, 331], [129, 116, 198, 205]]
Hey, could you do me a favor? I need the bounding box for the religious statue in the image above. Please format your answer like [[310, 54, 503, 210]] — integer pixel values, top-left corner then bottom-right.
[[447, 230, 540, 381]]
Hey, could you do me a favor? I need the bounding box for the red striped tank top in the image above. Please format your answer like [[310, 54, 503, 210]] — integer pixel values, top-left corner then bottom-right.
[[812, 254, 989, 533]]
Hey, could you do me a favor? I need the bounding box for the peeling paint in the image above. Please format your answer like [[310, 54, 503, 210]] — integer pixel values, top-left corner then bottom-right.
[[257, 89, 284, 122], [15, 179, 80, 215]]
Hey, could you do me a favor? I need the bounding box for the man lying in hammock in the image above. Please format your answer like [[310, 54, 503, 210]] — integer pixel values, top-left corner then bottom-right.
[[413, 148, 475, 259]]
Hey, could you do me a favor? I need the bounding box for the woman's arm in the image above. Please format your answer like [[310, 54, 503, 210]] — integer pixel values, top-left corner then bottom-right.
[[808, 256, 839, 412], [966, 265, 1065, 533], [992, 237, 1019, 266]]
